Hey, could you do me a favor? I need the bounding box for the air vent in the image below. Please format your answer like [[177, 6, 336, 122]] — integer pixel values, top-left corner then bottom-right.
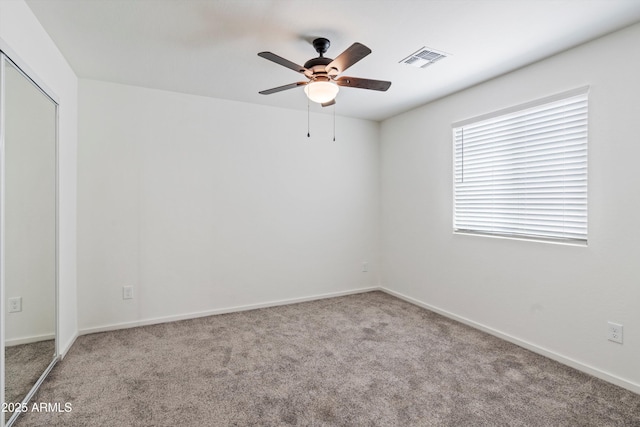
[[400, 47, 448, 68]]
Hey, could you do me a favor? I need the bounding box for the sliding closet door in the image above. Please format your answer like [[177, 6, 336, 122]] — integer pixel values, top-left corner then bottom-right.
[[1, 53, 58, 427]]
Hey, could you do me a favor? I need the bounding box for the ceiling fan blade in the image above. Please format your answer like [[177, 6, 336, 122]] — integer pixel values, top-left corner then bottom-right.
[[321, 99, 336, 107], [258, 52, 308, 74], [335, 76, 391, 91], [259, 82, 307, 95], [325, 43, 371, 74]]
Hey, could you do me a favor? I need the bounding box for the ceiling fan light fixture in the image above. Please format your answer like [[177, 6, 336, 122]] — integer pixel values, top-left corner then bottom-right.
[[304, 81, 339, 104]]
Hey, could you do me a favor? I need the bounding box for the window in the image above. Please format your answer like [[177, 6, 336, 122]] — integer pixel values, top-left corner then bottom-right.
[[453, 87, 588, 244]]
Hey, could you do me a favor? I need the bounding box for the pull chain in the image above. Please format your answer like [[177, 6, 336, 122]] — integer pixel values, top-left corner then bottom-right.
[[307, 95, 310, 138], [333, 103, 336, 142]]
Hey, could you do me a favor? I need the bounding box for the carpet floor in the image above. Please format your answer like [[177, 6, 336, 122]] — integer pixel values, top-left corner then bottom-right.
[[13, 291, 640, 426], [4, 339, 55, 423]]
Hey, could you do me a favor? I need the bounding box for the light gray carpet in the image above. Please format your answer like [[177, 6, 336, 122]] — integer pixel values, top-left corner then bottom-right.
[[13, 291, 640, 426], [4, 339, 55, 422]]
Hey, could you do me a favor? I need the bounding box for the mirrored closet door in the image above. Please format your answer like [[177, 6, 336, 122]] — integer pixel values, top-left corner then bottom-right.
[[1, 52, 58, 427]]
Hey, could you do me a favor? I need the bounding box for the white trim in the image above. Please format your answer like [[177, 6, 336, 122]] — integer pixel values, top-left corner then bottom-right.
[[79, 287, 380, 336], [53, 71, 60, 361], [0, 38, 60, 104], [5, 333, 55, 347], [451, 85, 590, 128], [379, 286, 640, 395], [58, 332, 78, 360], [453, 230, 588, 247]]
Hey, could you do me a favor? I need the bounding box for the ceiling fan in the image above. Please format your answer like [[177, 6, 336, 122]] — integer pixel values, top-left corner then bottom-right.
[[258, 38, 391, 107]]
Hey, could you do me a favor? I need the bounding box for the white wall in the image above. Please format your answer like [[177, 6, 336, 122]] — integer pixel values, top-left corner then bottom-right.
[[0, 0, 78, 355], [78, 79, 380, 331], [380, 23, 640, 393]]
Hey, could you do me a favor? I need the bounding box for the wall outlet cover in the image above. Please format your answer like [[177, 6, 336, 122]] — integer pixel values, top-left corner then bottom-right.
[[608, 322, 623, 344], [8, 296, 22, 313]]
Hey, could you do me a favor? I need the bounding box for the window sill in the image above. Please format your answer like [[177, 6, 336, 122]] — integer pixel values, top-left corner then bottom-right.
[[453, 230, 588, 247]]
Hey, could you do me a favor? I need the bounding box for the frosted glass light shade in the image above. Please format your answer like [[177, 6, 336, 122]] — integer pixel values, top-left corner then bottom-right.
[[304, 81, 339, 104]]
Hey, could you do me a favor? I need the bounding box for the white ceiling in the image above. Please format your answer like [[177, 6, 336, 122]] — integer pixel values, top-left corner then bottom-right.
[[26, 0, 640, 121]]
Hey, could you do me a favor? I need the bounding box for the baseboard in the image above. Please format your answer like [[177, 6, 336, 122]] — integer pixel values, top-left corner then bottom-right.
[[5, 333, 55, 347], [79, 286, 381, 336], [380, 287, 640, 395], [6, 332, 77, 358], [59, 331, 78, 360]]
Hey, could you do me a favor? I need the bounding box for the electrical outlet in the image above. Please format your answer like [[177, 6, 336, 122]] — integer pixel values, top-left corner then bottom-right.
[[8, 297, 22, 313], [123, 286, 134, 300], [362, 262, 369, 272], [608, 322, 623, 344]]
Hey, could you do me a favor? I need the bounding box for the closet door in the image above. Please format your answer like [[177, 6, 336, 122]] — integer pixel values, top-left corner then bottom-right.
[[1, 54, 58, 427]]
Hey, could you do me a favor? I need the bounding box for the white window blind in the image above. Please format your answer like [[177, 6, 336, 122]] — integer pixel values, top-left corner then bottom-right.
[[453, 89, 588, 244]]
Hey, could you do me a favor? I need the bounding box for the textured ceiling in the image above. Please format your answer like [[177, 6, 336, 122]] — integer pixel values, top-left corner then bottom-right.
[[26, 0, 640, 121]]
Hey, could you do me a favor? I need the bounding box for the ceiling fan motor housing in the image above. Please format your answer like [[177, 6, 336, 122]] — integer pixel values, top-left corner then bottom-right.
[[306, 38, 339, 78], [304, 57, 334, 79]]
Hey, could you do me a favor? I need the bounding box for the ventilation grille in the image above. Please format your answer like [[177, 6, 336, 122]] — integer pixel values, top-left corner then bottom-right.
[[400, 47, 448, 68]]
